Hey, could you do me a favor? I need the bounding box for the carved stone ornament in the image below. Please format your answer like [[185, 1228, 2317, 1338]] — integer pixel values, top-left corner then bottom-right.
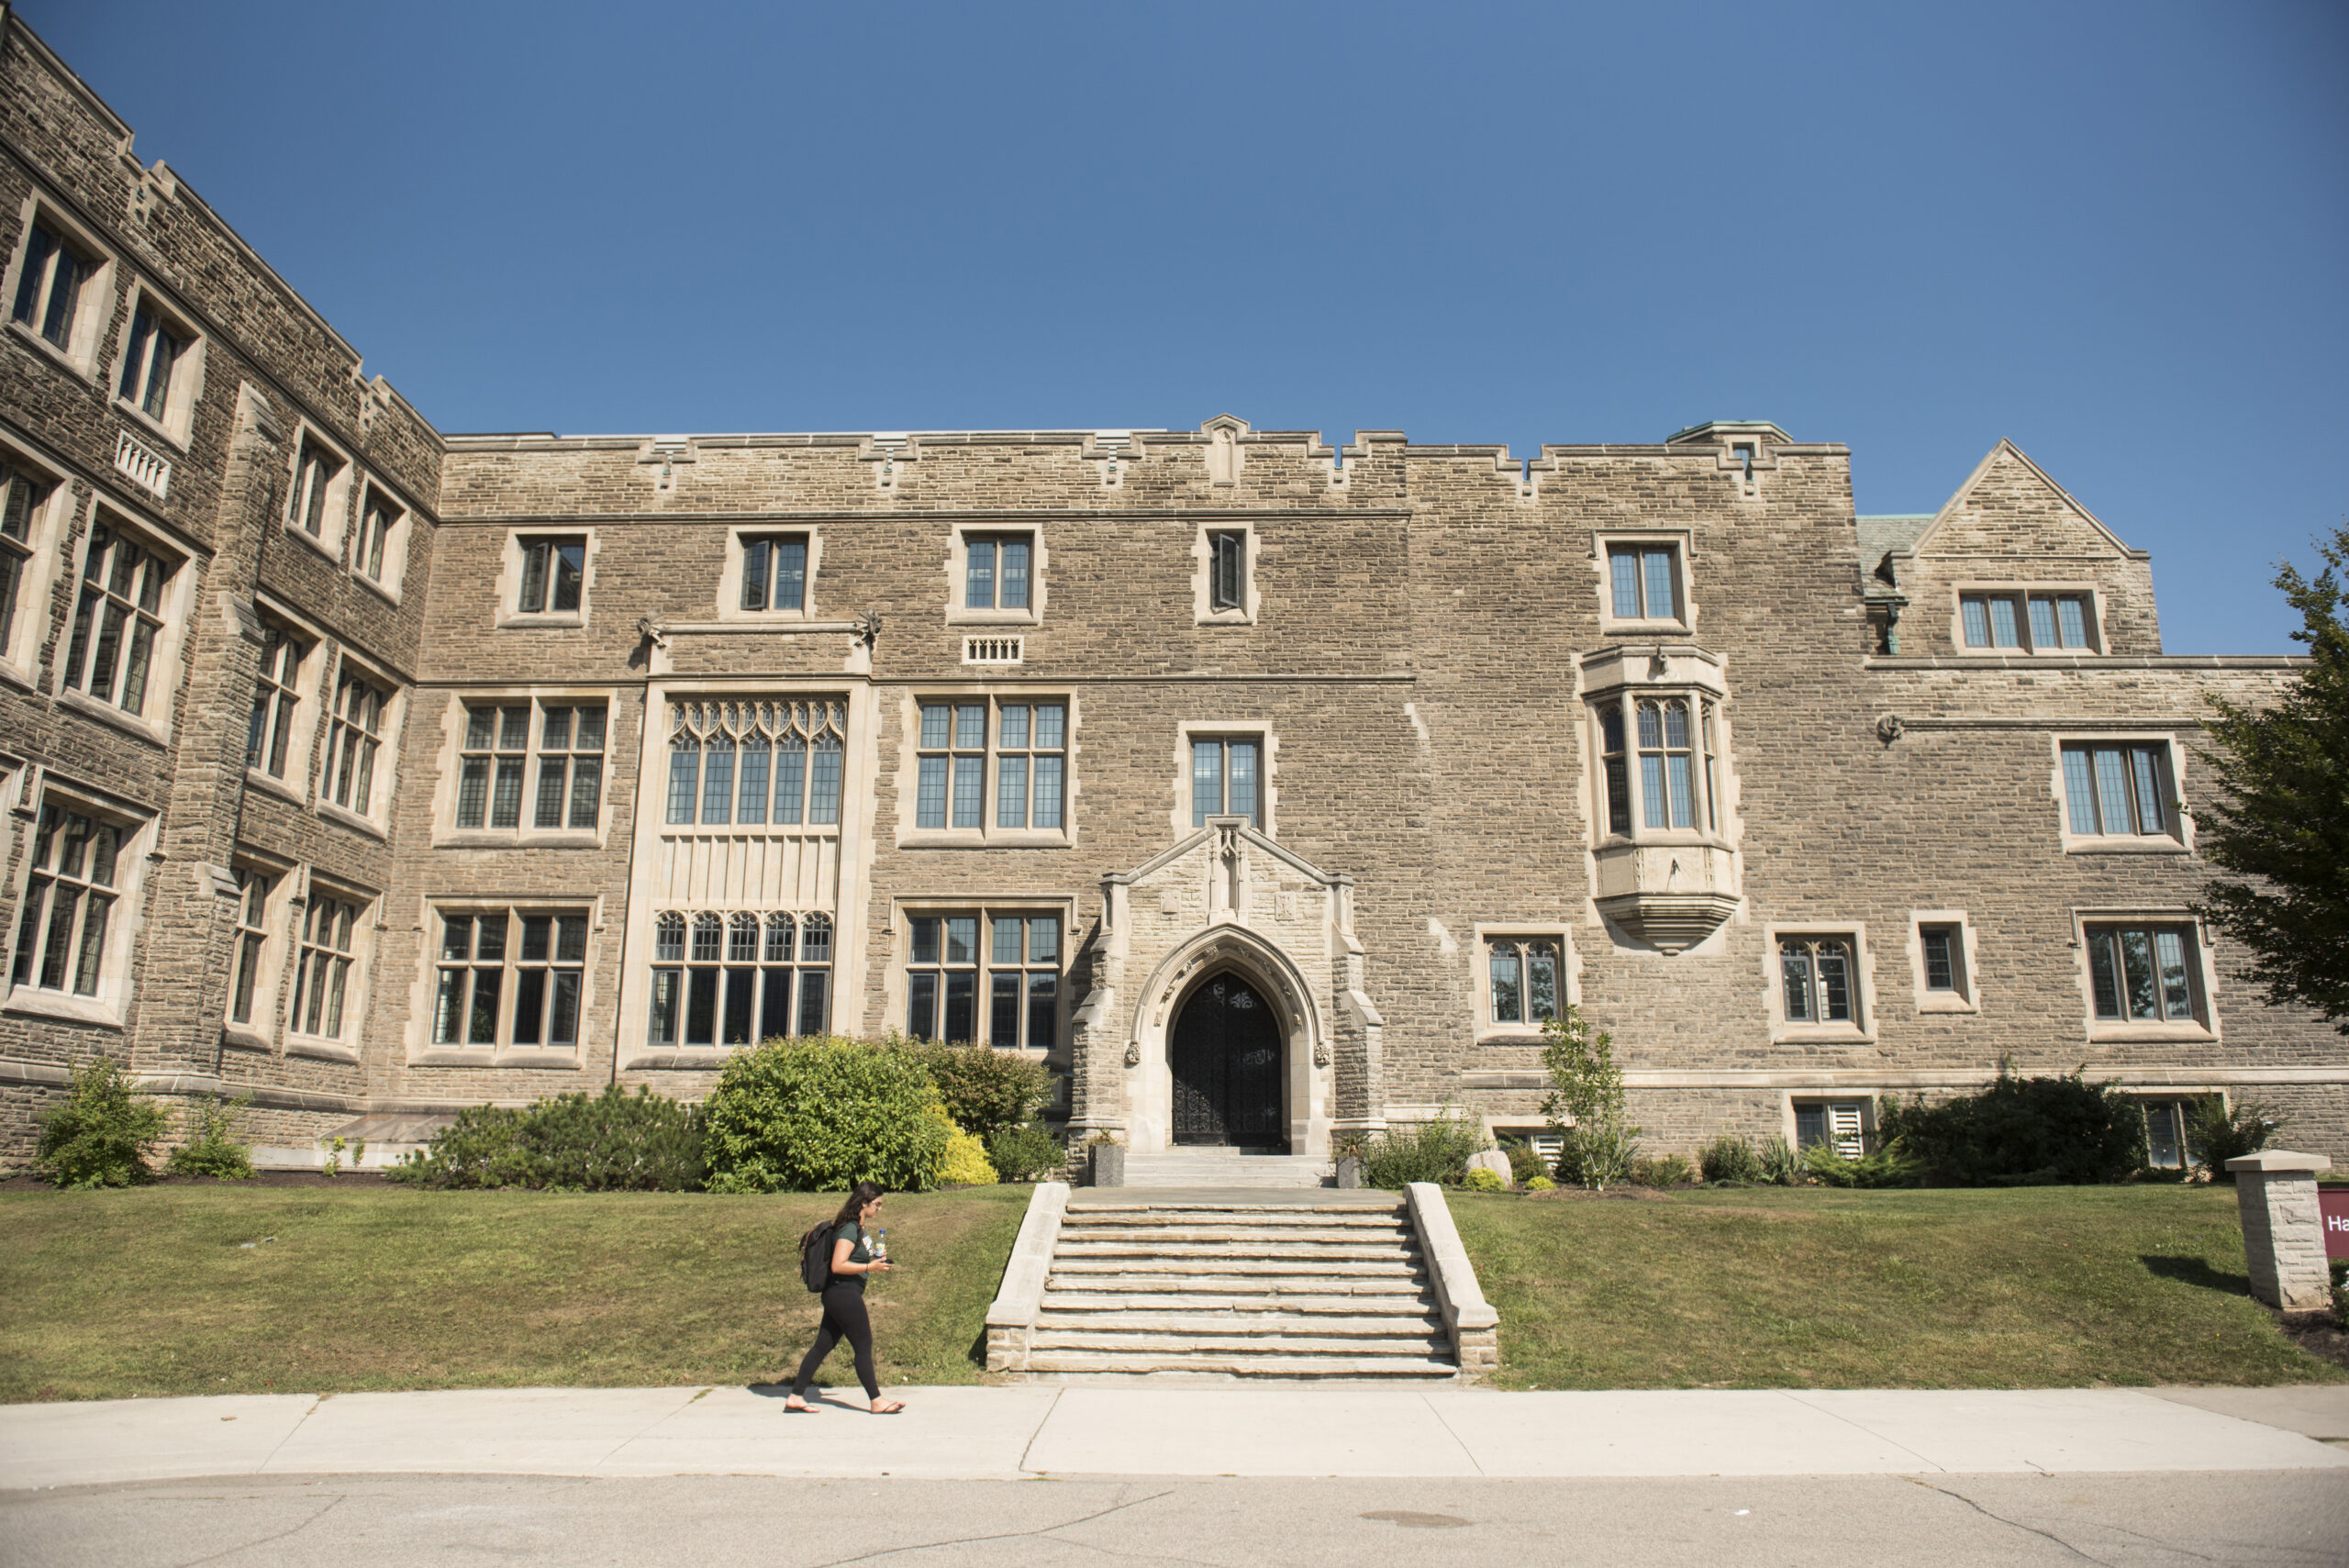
[[1123, 1039, 1141, 1067], [1876, 713, 1905, 745], [1312, 1040, 1330, 1068]]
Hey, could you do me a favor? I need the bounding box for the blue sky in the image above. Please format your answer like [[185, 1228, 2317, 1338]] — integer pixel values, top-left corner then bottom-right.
[[30, 1, 2347, 653]]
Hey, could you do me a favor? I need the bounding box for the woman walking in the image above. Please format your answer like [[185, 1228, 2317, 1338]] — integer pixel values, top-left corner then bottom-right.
[[785, 1181, 904, 1414]]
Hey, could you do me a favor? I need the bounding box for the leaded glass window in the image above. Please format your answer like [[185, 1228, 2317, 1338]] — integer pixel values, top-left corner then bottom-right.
[[1780, 936, 1856, 1026], [2086, 922, 2200, 1024], [1487, 939, 1560, 1028], [907, 910, 1060, 1048], [646, 907, 829, 1048], [2060, 742, 2175, 839], [915, 698, 1066, 833], [665, 698, 845, 828], [1191, 736, 1260, 828]]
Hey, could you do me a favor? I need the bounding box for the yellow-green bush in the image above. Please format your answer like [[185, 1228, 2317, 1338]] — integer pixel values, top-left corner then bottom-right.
[[940, 1127, 998, 1186], [1464, 1166, 1507, 1193]]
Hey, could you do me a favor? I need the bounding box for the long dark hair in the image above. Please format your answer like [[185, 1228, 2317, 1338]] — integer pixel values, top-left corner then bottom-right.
[[803, 1181, 885, 1254], [832, 1181, 885, 1229]]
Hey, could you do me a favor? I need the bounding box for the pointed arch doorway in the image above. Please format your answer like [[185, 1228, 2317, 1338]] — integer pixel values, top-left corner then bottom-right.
[[1170, 972, 1286, 1147]]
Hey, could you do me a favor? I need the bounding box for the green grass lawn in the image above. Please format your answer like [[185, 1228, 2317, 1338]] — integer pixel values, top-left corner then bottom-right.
[[1451, 1183, 2343, 1390], [0, 1184, 1029, 1402]]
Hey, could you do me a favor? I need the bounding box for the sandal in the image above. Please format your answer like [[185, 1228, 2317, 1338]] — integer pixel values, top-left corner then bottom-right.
[[784, 1396, 817, 1413], [871, 1399, 906, 1415]]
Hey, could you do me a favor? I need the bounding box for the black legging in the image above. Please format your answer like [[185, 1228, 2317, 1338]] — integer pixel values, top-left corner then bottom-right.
[[794, 1282, 880, 1401]]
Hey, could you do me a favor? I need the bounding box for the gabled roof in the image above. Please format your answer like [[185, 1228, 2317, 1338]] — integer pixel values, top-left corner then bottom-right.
[[1909, 439, 2140, 558]]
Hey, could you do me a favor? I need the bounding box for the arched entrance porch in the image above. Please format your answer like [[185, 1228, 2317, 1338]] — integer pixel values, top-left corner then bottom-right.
[[1124, 925, 1330, 1156]]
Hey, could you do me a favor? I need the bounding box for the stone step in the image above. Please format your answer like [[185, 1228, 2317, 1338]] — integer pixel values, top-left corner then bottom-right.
[[1042, 1274, 1431, 1298], [1053, 1240, 1416, 1262], [1057, 1225, 1412, 1245], [1075, 1211, 1399, 1220], [1032, 1329, 1452, 1357], [1021, 1351, 1458, 1378], [1040, 1288, 1434, 1313], [1035, 1311, 1448, 1338], [1049, 1256, 1423, 1279]]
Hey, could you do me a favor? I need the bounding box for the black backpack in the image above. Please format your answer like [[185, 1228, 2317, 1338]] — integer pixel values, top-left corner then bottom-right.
[[799, 1223, 837, 1293]]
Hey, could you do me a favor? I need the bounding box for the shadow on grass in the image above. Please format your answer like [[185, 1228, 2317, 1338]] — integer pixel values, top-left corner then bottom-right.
[[2141, 1253, 2253, 1297]]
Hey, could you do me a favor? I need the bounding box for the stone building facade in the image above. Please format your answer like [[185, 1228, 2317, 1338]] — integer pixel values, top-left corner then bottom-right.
[[0, 15, 2339, 1170]]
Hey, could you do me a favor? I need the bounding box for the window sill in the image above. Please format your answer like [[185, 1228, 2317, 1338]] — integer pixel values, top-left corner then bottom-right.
[[1915, 995, 1980, 1015], [0, 654, 37, 695], [900, 831, 1073, 851], [243, 769, 306, 808], [434, 828, 602, 850], [495, 612, 587, 631], [1196, 609, 1255, 628], [113, 397, 191, 455], [2062, 837, 2191, 855], [220, 1028, 274, 1053], [1475, 1029, 1550, 1047], [499, 1050, 584, 1070], [1598, 619, 1695, 638], [411, 1047, 584, 1068], [6, 319, 95, 385], [1769, 1025, 1876, 1046], [628, 1050, 740, 1071], [2087, 1021, 2218, 1045], [57, 687, 167, 747], [282, 521, 345, 567], [944, 608, 1041, 628], [352, 567, 404, 607], [285, 1036, 362, 1065], [317, 800, 389, 840], [712, 606, 818, 625], [3, 986, 123, 1029]]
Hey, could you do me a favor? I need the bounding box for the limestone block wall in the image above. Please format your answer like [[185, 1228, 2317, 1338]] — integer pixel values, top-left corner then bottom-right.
[[0, 17, 440, 1147]]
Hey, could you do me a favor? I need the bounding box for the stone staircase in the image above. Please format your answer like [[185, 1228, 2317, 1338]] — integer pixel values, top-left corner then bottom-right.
[[1119, 1150, 1330, 1189], [1021, 1198, 1459, 1378]]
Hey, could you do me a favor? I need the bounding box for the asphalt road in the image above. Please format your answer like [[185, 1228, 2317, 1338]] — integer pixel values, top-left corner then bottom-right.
[[8, 1470, 2347, 1567]]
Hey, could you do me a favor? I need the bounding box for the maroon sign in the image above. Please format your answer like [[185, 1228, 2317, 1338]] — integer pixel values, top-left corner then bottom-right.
[[2322, 1188, 2349, 1261]]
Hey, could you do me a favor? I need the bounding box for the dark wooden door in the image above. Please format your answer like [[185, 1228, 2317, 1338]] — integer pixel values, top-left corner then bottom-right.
[[1170, 973, 1284, 1146]]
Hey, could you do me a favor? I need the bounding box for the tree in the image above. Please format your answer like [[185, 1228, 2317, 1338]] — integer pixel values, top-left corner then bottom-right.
[[2196, 522, 2349, 1032], [1539, 1004, 1641, 1190]]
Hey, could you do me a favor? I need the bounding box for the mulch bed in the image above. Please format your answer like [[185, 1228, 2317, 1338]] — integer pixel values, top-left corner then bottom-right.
[[2277, 1310, 2349, 1373]]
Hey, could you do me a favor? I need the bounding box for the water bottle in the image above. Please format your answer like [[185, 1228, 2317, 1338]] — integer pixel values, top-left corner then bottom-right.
[[874, 1228, 888, 1262]]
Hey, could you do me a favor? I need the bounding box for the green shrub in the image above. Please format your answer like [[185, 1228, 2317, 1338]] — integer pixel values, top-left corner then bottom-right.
[[890, 1036, 1054, 1136], [1631, 1153, 1696, 1188], [704, 1036, 950, 1193], [37, 1057, 169, 1189], [1879, 1065, 2146, 1185], [1541, 1005, 1641, 1190], [390, 1085, 706, 1191], [167, 1094, 254, 1180], [1525, 1174, 1555, 1192], [1358, 1110, 1487, 1188], [1760, 1135, 1802, 1186], [1798, 1140, 1920, 1188], [1464, 1167, 1507, 1193], [1698, 1133, 1765, 1184], [1500, 1140, 1546, 1185], [2189, 1097, 2288, 1181], [985, 1120, 1064, 1183], [940, 1126, 997, 1185]]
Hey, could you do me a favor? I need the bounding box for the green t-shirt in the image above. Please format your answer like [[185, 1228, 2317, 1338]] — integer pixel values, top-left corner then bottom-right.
[[829, 1220, 871, 1288]]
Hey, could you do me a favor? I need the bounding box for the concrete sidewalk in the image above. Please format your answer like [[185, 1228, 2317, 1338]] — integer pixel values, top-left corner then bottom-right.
[[4, 1384, 2344, 1488]]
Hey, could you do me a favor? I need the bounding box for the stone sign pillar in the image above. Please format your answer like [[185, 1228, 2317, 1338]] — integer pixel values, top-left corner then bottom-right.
[[2227, 1150, 2334, 1311]]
